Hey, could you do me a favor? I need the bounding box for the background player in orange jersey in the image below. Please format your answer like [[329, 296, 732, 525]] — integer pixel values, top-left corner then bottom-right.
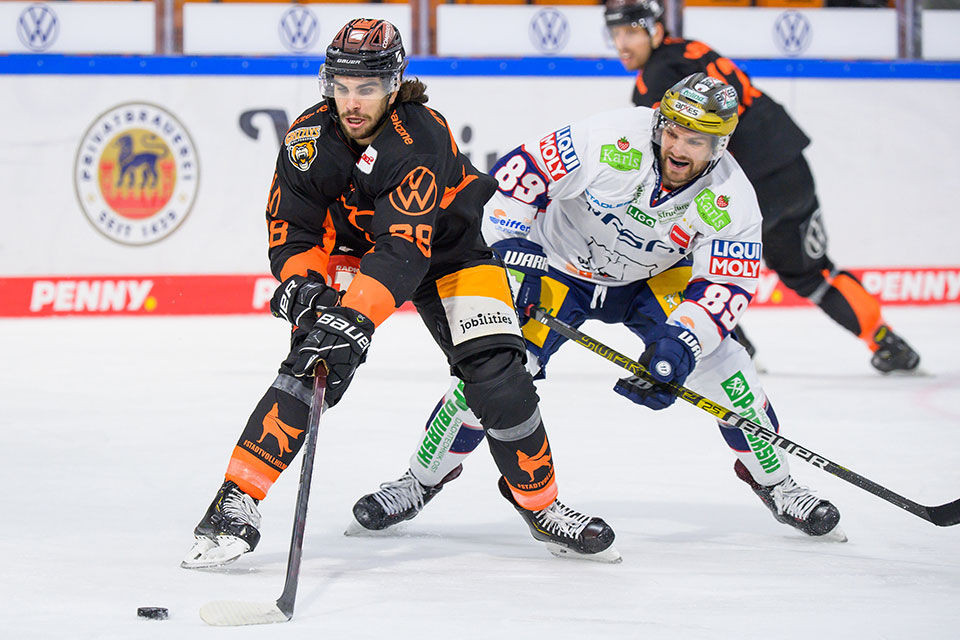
[[605, 0, 919, 374]]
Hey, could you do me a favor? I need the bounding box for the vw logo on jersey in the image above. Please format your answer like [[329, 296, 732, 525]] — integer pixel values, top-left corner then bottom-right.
[[17, 4, 59, 52], [773, 11, 812, 57], [529, 8, 570, 54], [278, 6, 319, 53]]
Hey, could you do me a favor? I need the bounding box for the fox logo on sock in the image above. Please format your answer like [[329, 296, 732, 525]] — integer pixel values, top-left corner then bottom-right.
[[257, 403, 304, 455], [517, 437, 552, 482]]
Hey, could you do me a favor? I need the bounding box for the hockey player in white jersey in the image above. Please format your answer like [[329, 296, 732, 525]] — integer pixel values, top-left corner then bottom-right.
[[351, 73, 845, 543]]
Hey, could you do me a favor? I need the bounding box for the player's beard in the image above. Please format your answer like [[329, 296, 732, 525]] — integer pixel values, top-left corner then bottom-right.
[[660, 151, 707, 190], [339, 98, 390, 144]]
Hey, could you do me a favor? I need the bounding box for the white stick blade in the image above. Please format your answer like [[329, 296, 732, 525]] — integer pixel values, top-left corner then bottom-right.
[[199, 600, 290, 626]]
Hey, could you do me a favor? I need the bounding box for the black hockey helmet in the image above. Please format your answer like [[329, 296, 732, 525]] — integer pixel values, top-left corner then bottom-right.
[[604, 0, 664, 37], [320, 18, 406, 86], [319, 19, 408, 124]]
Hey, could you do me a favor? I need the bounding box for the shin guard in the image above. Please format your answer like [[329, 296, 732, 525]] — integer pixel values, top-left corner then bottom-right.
[[409, 377, 485, 487], [225, 374, 312, 500], [458, 350, 558, 511]]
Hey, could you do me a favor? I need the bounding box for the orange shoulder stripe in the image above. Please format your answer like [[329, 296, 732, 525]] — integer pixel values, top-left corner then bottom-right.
[[440, 168, 478, 209]]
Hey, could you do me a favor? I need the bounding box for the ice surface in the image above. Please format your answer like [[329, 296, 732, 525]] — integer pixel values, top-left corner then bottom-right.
[[2, 306, 959, 639]]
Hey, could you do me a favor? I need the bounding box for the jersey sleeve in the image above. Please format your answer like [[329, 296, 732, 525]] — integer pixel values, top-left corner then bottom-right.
[[664, 174, 763, 356], [265, 161, 340, 283], [265, 112, 355, 282], [482, 121, 592, 245]]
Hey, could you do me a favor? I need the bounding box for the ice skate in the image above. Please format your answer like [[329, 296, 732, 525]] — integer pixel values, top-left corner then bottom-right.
[[735, 460, 846, 542], [870, 325, 920, 374], [498, 476, 621, 563], [181, 480, 262, 569], [347, 465, 463, 534]]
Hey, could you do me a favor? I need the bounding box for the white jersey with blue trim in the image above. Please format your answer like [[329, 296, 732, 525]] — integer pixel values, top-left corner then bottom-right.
[[481, 106, 764, 354]]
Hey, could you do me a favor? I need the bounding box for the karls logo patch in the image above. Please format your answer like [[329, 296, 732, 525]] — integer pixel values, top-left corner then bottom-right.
[[285, 125, 321, 171], [710, 240, 761, 279], [74, 103, 198, 246], [694, 188, 731, 232], [388, 166, 437, 215], [599, 144, 643, 172], [538, 126, 580, 181]]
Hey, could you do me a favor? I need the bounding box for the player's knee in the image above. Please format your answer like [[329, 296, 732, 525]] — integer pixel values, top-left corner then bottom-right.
[[456, 348, 540, 438]]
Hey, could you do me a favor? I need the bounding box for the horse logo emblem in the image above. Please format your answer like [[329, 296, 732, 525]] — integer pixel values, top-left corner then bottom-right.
[[74, 103, 199, 246]]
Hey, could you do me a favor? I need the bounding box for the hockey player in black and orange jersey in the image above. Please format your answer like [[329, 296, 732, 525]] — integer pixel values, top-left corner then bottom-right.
[[605, 0, 919, 374], [181, 18, 619, 569]]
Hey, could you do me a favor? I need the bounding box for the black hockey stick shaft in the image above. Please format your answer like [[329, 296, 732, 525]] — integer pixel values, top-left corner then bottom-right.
[[276, 371, 327, 619], [528, 305, 960, 527]]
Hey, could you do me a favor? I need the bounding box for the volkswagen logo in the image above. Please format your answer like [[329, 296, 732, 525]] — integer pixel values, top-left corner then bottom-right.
[[529, 8, 570, 55], [773, 10, 812, 57], [278, 6, 319, 54], [17, 4, 59, 52]]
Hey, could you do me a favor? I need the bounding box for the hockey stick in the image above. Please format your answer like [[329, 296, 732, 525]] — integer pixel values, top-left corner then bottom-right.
[[527, 305, 960, 527], [200, 370, 328, 626]]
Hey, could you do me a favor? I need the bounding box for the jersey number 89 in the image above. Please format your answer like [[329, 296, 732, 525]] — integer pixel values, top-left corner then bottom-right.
[[493, 155, 547, 205], [698, 284, 749, 332]]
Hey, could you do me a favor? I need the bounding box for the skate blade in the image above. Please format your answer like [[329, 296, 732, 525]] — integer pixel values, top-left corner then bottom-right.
[[544, 541, 623, 564], [343, 516, 407, 537], [814, 526, 848, 543], [880, 366, 930, 377], [181, 536, 251, 569]]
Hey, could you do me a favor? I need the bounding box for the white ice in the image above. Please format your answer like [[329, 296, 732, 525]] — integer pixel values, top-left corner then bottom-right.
[[2, 306, 959, 639]]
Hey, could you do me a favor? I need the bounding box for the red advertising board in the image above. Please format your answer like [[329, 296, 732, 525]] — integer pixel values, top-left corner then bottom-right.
[[1, 267, 958, 317]]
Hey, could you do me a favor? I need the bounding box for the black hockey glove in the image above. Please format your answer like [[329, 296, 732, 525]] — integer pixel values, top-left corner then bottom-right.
[[290, 306, 375, 408], [614, 323, 701, 410], [270, 271, 340, 328], [492, 238, 549, 325]]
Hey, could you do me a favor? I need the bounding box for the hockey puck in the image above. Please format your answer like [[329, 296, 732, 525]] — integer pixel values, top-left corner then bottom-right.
[[137, 607, 168, 620]]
